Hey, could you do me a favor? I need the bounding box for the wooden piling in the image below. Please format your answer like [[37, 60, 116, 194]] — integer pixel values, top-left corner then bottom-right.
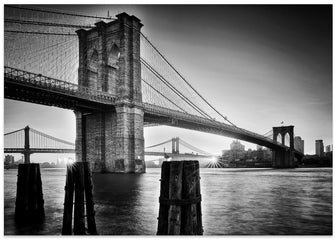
[[62, 162, 97, 235], [62, 164, 75, 235], [73, 163, 85, 235], [167, 161, 183, 234], [157, 160, 203, 235], [83, 162, 97, 234], [15, 163, 44, 222], [194, 161, 203, 235], [157, 161, 170, 234], [181, 161, 198, 234]]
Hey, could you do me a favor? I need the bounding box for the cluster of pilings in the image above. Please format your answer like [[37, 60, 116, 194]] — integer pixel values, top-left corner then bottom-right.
[[14, 160, 203, 235], [62, 162, 97, 235]]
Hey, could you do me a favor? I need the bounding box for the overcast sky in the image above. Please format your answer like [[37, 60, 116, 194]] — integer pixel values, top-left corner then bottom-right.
[[4, 5, 332, 162]]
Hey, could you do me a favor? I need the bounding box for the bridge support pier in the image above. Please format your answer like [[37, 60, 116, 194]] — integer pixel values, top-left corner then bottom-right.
[[75, 108, 145, 173], [272, 149, 294, 168], [75, 12, 145, 173], [272, 126, 295, 168]]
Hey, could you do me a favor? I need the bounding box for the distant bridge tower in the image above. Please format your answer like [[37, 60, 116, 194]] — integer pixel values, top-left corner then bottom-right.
[[172, 137, 180, 154], [23, 126, 30, 164], [75, 13, 145, 173], [272, 126, 295, 168]]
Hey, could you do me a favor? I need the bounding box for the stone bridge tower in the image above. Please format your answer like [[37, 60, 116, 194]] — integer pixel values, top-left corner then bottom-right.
[[74, 12, 145, 173], [272, 125, 295, 168]]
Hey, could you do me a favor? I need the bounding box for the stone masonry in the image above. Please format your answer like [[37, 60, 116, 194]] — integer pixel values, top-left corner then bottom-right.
[[74, 12, 145, 173]]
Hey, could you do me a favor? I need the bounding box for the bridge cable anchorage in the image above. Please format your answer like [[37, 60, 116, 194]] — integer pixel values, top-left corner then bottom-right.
[[142, 78, 189, 114], [5, 5, 115, 20], [145, 139, 173, 149], [141, 58, 213, 120], [4, 19, 95, 29], [140, 32, 237, 127]]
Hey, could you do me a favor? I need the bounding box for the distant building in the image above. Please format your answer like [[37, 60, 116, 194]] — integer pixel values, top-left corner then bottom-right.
[[294, 136, 304, 154], [4, 154, 14, 165], [230, 140, 245, 151], [325, 144, 333, 153], [263, 148, 272, 159], [315, 140, 324, 157]]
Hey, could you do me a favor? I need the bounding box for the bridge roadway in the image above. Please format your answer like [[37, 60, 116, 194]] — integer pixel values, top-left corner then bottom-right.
[[4, 148, 76, 154], [4, 66, 302, 157], [4, 147, 208, 158]]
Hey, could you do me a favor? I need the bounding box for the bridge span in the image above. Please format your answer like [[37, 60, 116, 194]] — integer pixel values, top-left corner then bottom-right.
[[4, 127, 213, 163], [4, 10, 303, 172], [5, 67, 303, 156]]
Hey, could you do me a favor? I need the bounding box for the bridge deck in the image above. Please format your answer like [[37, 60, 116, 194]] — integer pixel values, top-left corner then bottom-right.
[[4, 66, 303, 156], [4, 148, 76, 154]]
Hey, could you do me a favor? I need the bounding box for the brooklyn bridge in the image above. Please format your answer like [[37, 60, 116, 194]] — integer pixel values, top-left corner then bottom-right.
[[4, 6, 304, 173]]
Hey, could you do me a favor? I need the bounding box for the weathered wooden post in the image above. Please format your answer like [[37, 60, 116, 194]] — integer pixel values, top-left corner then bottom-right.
[[73, 163, 85, 235], [83, 162, 97, 234], [62, 162, 97, 235], [157, 161, 203, 235], [62, 164, 74, 235], [15, 163, 44, 222], [194, 162, 203, 235]]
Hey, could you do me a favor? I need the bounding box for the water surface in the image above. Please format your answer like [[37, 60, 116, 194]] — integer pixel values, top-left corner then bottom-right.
[[4, 167, 332, 235]]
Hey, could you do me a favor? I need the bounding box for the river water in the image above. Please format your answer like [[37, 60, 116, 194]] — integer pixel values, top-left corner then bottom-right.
[[4, 167, 332, 235]]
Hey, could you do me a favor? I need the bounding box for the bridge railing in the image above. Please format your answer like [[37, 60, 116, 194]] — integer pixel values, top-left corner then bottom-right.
[[4, 66, 117, 104], [143, 103, 275, 144]]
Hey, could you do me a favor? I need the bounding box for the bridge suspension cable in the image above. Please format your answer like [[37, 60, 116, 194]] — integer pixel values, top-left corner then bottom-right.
[[5, 24, 79, 84], [145, 137, 211, 156], [5, 6, 237, 129], [142, 78, 188, 114], [30, 128, 75, 148], [4, 126, 75, 150], [4, 128, 25, 149], [140, 33, 237, 127], [4, 18, 94, 29], [4, 5, 112, 84], [5, 30, 77, 36], [145, 139, 172, 149], [179, 139, 211, 155], [141, 58, 212, 119], [5, 5, 115, 20], [263, 129, 273, 136], [4, 127, 25, 136]]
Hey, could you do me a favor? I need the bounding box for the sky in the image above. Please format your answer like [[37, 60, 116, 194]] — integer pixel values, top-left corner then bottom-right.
[[3, 5, 333, 162]]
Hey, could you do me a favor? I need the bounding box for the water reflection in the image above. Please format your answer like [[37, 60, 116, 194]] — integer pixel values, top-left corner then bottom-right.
[[93, 171, 160, 235]]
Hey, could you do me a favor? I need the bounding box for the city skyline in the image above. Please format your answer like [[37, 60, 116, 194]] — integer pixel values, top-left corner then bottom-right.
[[3, 5, 332, 162]]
